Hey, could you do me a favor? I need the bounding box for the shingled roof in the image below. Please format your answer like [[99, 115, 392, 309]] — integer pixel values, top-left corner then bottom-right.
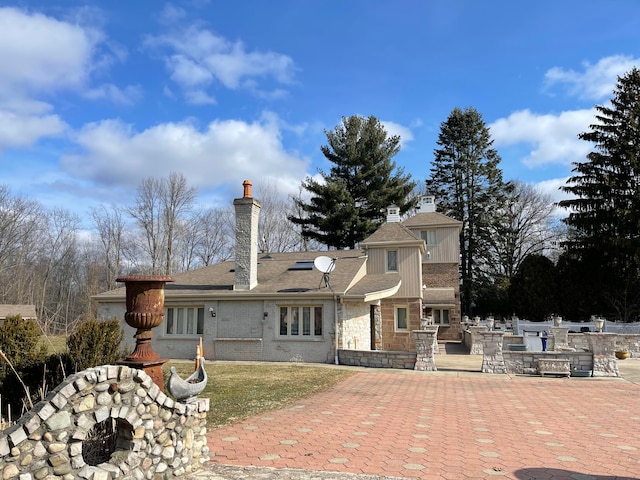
[[94, 249, 399, 302], [402, 211, 462, 228], [0, 304, 37, 319], [360, 222, 425, 251]]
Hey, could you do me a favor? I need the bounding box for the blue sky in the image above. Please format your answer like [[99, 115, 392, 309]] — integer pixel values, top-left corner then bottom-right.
[[2, 0, 640, 230]]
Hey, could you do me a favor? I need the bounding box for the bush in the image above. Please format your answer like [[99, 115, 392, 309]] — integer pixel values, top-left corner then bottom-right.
[[66, 318, 125, 372], [0, 315, 47, 370]]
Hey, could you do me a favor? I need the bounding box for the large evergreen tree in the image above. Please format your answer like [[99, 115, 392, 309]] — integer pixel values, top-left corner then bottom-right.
[[558, 67, 640, 321], [425, 107, 508, 317], [290, 115, 417, 249]]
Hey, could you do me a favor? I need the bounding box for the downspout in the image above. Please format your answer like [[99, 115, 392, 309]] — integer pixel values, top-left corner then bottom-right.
[[334, 293, 339, 365]]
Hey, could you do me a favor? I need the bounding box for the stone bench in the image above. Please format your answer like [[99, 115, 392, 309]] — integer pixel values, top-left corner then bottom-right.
[[537, 358, 571, 377]]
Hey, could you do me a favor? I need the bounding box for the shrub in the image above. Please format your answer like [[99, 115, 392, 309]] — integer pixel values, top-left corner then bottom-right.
[[0, 315, 47, 371], [67, 318, 125, 372]]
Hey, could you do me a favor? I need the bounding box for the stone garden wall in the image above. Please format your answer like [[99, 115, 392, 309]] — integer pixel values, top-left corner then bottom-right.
[[338, 349, 416, 369], [0, 365, 209, 479]]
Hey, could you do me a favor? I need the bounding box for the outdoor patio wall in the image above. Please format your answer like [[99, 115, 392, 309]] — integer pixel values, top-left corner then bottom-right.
[[338, 349, 417, 369], [341, 301, 372, 351], [0, 365, 209, 479], [503, 351, 593, 375]]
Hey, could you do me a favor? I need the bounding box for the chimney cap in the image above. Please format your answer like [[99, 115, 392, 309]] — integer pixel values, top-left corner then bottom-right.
[[242, 180, 253, 198]]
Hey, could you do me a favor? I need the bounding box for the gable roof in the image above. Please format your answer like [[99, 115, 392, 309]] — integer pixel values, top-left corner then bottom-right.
[[93, 249, 401, 302], [0, 304, 37, 319], [402, 211, 462, 228]]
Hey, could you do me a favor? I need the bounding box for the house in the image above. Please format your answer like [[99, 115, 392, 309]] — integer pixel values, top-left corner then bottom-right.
[[94, 181, 462, 363], [0, 304, 37, 322]]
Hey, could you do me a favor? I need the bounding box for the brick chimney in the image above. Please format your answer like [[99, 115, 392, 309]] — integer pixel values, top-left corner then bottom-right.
[[233, 180, 261, 290]]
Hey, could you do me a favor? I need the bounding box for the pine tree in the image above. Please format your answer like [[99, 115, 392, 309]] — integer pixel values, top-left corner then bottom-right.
[[290, 115, 417, 249], [558, 68, 640, 321], [426, 107, 508, 317]]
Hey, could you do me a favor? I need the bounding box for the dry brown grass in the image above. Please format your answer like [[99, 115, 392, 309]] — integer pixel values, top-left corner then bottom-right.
[[36, 336, 67, 355], [165, 362, 354, 429]]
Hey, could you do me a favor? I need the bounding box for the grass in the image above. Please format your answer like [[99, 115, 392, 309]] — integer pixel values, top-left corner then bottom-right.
[[36, 336, 67, 354], [164, 362, 354, 429]]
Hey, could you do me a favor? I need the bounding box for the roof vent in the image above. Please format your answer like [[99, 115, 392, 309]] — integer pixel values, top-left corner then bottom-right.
[[418, 196, 436, 213], [386, 205, 401, 223]]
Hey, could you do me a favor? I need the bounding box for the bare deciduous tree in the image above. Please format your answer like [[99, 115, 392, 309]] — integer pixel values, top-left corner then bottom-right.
[[91, 204, 126, 290], [487, 180, 561, 279], [126, 173, 197, 275]]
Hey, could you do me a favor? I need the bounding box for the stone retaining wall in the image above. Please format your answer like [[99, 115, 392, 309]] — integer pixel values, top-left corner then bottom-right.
[[338, 350, 416, 369], [0, 365, 209, 479], [503, 351, 593, 375]]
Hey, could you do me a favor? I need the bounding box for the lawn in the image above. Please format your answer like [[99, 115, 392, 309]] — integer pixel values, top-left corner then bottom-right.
[[164, 362, 354, 429], [36, 336, 67, 354]]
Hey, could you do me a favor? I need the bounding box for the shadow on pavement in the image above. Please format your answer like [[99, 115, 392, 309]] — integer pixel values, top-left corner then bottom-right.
[[514, 467, 640, 480]]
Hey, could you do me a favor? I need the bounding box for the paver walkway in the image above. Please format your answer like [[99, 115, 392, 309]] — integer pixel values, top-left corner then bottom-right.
[[198, 363, 640, 480]]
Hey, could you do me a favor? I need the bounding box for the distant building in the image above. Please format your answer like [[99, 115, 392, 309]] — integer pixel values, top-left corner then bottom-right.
[[0, 304, 37, 322], [94, 184, 462, 362]]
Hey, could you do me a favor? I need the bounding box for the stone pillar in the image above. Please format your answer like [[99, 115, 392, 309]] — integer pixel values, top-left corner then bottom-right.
[[423, 324, 440, 354], [373, 304, 383, 350], [480, 331, 507, 374], [469, 326, 486, 355], [551, 327, 569, 350], [586, 332, 619, 377], [413, 330, 437, 371]]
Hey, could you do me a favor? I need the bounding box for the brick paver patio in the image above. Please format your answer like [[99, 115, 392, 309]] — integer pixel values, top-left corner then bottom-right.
[[207, 369, 640, 480]]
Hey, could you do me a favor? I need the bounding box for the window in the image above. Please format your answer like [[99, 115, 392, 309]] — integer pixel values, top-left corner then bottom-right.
[[279, 306, 323, 337], [432, 308, 450, 325], [421, 230, 437, 246], [386, 250, 398, 272], [165, 307, 204, 335], [395, 306, 408, 331]]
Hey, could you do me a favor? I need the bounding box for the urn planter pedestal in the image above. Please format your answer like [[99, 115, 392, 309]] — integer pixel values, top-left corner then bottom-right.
[[116, 275, 174, 391]]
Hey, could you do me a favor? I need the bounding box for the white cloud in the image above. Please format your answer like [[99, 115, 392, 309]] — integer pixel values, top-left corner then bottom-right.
[[0, 7, 137, 149], [84, 84, 143, 105], [544, 54, 640, 101], [61, 113, 310, 195], [145, 24, 295, 101], [0, 7, 98, 98], [490, 109, 593, 167], [381, 121, 414, 148], [0, 110, 67, 151]]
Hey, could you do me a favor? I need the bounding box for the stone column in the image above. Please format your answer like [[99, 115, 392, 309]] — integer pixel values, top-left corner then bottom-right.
[[586, 332, 619, 377], [413, 330, 437, 371], [551, 327, 569, 350], [423, 325, 440, 354], [480, 331, 507, 374], [469, 326, 486, 355], [373, 304, 382, 350]]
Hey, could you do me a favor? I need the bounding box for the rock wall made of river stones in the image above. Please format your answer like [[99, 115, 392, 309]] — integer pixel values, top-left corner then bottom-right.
[[0, 365, 209, 480]]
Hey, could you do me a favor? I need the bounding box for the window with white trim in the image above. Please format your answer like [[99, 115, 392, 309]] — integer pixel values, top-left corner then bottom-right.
[[395, 306, 409, 331], [279, 306, 323, 337], [420, 229, 437, 246], [165, 307, 205, 335], [432, 308, 450, 325], [386, 249, 398, 272]]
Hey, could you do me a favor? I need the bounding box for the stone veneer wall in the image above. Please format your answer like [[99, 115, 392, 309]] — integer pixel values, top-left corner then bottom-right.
[[0, 365, 209, 480], [503, 352, 593, 375], [338, 350, 416, 369], [380, 298, 422, 351], [422, 263, 461, 341]]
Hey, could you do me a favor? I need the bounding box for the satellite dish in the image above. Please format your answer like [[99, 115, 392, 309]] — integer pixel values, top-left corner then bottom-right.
[[314, 256, 335, 274]]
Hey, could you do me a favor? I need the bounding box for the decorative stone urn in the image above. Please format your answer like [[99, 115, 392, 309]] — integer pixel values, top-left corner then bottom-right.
[[116, 275, 174, 390]]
